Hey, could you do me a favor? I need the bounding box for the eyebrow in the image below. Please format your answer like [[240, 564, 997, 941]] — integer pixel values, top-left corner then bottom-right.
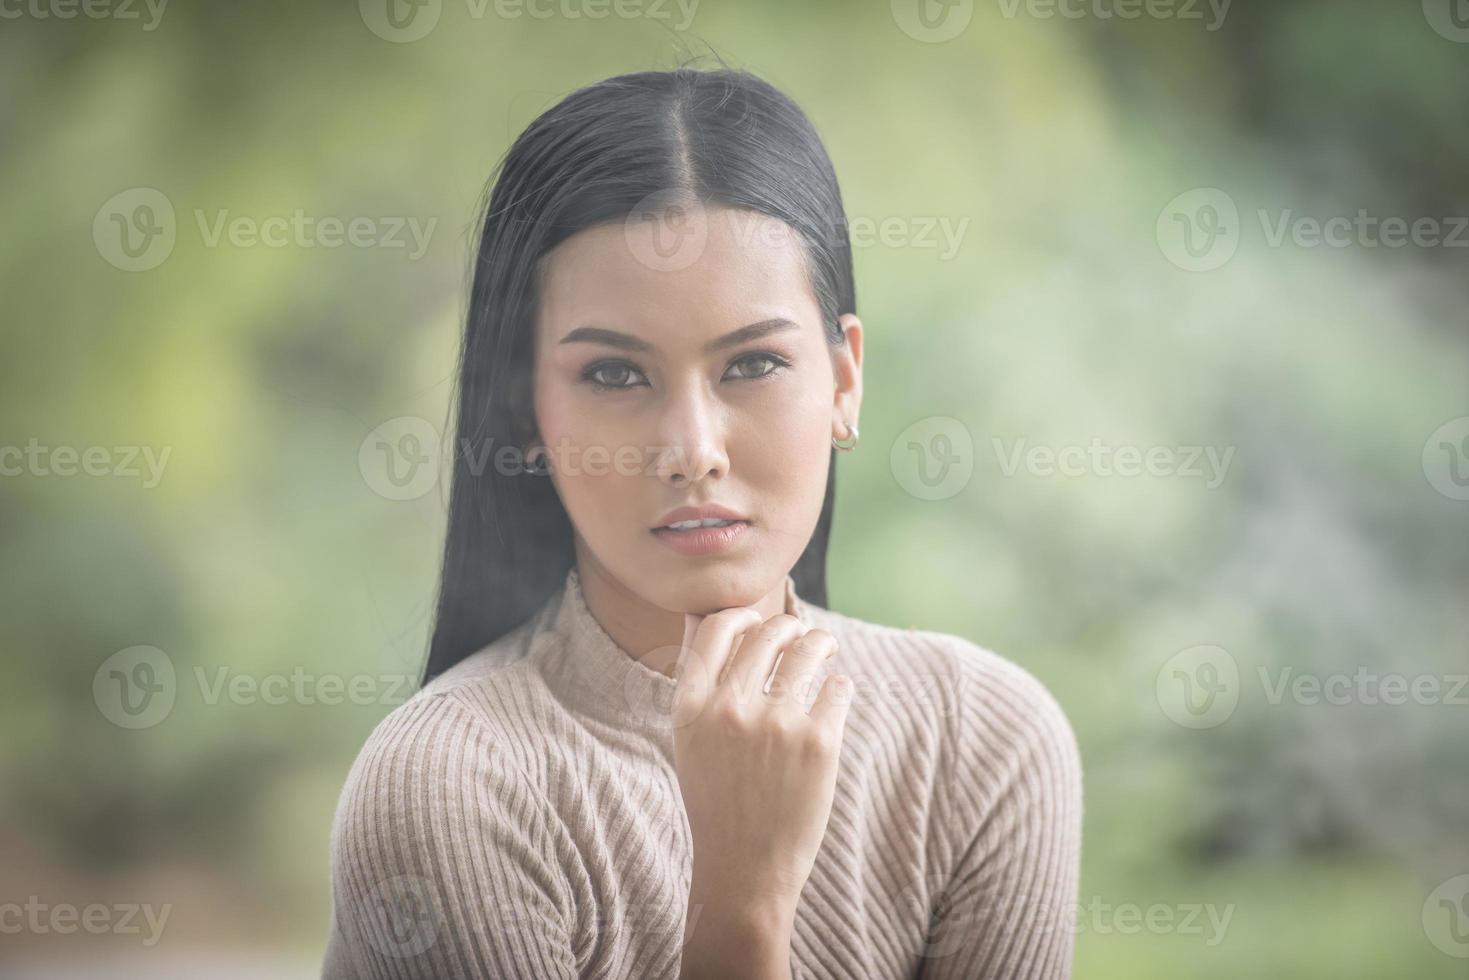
[[556, 318, 800, 356]]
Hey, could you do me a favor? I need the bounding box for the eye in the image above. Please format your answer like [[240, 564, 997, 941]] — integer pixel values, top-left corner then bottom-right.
[[580, 352, 791, 392], [724, 351, 790, 383], [582, 360, 650, 390]]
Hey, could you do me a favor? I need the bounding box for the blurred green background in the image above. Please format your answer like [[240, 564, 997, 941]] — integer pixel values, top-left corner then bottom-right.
[[3, 0, 1468, 976]]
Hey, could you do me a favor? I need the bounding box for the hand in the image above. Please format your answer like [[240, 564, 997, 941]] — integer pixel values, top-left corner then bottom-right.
[[671, 606, 853, 921]]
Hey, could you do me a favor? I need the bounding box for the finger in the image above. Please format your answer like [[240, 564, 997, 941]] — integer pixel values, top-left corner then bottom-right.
[[764, 631, 839, 694], [769, 628, 837, 709], [723, 615, 807, 700], [808, 672, 853, 730], [679, 613, 700, 668], [678, 607, 763, 701]]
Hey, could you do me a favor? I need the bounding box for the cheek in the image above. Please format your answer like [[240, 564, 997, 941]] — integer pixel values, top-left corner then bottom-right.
[[732, 401, 830, 554], [733, 380, 832, 487], [536, 365, 616, 449], [778, 365, 836, 444], [534, 373, 646, 518]]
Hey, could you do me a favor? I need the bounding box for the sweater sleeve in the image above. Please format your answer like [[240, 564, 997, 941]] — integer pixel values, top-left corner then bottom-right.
[[321, 693, 580, 980], [915, 640, 1084, 980]]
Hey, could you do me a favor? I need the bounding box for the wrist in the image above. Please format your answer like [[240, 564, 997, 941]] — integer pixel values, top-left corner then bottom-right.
[[681, 890, 794, 979]]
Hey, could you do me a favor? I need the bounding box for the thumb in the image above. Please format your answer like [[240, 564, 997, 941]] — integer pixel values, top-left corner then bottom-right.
[[676, 612, 707, 683], [680, 612, 701, 659]]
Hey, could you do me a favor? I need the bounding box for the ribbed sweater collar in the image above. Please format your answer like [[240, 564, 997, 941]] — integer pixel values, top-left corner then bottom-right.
[[532, 565, 805, 735]]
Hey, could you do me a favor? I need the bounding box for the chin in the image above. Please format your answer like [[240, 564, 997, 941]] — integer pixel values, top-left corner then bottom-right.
[[664, 568, 769, 612]]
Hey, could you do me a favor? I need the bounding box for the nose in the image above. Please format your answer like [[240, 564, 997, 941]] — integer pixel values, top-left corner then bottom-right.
[[653, 381, 729, 489]]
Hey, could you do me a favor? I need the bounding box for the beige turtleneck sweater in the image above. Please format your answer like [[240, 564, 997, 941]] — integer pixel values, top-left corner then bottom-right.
[[322, 567, 1083, 979]]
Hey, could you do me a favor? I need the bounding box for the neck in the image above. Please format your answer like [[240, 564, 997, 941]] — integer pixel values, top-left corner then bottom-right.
[[572, 544, 790, 680]]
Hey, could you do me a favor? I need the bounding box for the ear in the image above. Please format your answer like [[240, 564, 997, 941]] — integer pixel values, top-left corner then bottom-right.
[[831, 314, 863, 441]]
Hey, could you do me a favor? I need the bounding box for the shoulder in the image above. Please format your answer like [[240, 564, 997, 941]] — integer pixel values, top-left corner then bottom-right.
[[368, 611, 561, 765], [326, 678, 577, 909], [331, 646, 553, 831], [328, 608, 560, 849], [803, 602, 1081, 797], [324, 674, 582, 976], [328, 602, 571, 839], [328, 690, 519, 863]]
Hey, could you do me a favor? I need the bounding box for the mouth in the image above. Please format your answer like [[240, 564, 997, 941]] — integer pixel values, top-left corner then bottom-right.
[[651, 504, 750, 530], [654, 517, 746, 531], [650, 506, 753, 557]]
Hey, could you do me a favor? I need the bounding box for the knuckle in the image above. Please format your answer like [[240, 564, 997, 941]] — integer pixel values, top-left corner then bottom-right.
[[708, 607, 758, 629], [750, 623, 785, 644], [708, 691, 745, 724], [769, 711, 805, 741], [790, 629, 836, 656], [754, 615, 800, 640], [802, 726, 839, 758]]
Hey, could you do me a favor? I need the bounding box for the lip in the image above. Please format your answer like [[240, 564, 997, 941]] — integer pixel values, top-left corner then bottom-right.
[[651, 503, 750, 529], [651, 519, 751, 557]]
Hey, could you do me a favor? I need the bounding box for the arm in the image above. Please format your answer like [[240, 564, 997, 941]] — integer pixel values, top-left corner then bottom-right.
[[916, 648, 1084, 980], [322, 695, 579, 979], [670, 608, 854, 980], [678, 889, 795, 980]]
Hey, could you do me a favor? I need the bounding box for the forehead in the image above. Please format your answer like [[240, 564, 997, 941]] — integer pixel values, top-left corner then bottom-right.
[[536, 206, 822, 346]]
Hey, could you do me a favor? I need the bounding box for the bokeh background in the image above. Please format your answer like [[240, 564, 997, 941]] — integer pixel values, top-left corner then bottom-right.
[[4, 0, 1468, 976]]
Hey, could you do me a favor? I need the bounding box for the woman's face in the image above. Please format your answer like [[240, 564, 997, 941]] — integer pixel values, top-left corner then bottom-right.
[[532, 203, 862, 614]]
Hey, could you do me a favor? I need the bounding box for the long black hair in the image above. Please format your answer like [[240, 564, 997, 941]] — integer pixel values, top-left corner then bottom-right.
[[421, 65, 857, 683]]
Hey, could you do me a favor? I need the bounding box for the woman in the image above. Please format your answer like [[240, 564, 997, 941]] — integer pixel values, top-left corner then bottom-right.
[[323, 65, 1082, 979]]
